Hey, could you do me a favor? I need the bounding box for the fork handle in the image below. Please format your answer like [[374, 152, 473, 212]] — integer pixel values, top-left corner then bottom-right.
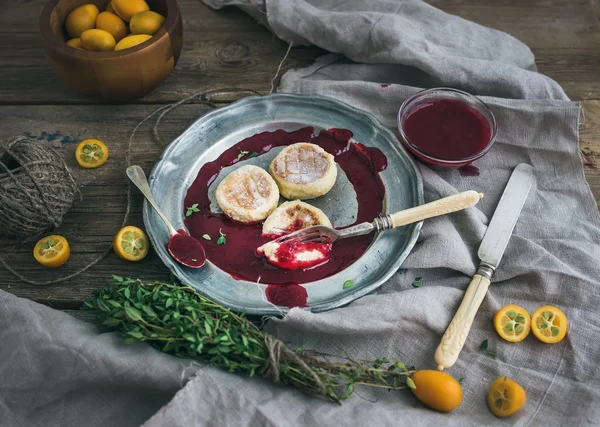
[[386, 190, 483, 228]]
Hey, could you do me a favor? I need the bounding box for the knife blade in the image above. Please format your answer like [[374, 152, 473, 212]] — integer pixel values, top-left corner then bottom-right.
[[434, 163, 535, 371], [478, 163, 535, 269]]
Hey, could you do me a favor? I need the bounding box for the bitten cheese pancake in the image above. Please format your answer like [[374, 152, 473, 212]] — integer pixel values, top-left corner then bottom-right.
[[257, 239, 332, 270], [262, 200, 332, 238], [269, 143, 337, 200], [215, 165, 279, 223]]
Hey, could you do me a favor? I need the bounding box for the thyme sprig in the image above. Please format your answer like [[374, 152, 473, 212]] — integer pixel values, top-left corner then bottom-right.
[[84, 277, 416, 403]]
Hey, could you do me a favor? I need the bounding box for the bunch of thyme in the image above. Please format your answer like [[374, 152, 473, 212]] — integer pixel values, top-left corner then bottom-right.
[[83, 277, 416, 403]]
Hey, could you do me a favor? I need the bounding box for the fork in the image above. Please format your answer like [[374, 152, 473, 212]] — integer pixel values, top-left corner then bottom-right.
[[269, 190, 483, 245]]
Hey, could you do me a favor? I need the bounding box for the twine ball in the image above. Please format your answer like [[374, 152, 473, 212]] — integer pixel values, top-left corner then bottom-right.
[[0, 136, 80, 241]]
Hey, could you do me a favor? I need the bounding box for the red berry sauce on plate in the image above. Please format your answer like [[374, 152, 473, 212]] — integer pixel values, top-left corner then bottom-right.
[[182, 126, 387, 305]]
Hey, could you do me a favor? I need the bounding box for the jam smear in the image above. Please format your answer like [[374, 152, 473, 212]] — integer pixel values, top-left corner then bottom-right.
[[265, 283, 308, 308], [183, 126, 387, 285], [403, 99, 491, 160], [458, 164, 480, 177], [168, 229, 206, 268]]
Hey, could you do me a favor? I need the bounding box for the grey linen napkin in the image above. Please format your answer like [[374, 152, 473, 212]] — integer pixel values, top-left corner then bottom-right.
[[2, 1, 600, 426]]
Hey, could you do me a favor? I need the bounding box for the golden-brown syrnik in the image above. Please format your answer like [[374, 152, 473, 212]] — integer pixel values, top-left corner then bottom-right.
[[269, 142, 337, 199], [216, 165, 280, 223]]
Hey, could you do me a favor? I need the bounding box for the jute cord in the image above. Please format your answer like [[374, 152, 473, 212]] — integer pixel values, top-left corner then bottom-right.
[[0, 136, 81, 239], [261, 334, 327, 395], [270, 41, 293, 94]]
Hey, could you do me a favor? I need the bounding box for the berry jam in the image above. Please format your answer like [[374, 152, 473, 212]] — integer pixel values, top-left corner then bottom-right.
[[403, 99, 492, 160], [167, 230, 206, 268], [183, 126, 387, 287]]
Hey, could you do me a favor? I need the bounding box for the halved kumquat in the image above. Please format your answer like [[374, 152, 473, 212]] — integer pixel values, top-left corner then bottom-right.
[[531, 305, 567, 343], [494, 304, 531, 342], [75, 139, 108, 168], [33, 235, 70, 268], [113, 226, 149, 261], [488, 377, 526, 417]]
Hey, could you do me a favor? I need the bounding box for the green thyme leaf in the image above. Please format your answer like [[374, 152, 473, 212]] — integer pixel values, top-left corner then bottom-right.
[[113, 275, 124, 283], [217, 229, 226, 245], [237, 150, 249, 160], [458, 377, 464, 385], [125, 306, 143, 321], [343, 280, 354, 289], [185, 203, 200, 217], [406, 377, 416, 389], [249, 152, 258, 158], [411, 276, 423, 288], [487, 351, 497, 360], [102, 317, 121, 327], [202, 234, 211, 241], [480, 339, 489, 351]]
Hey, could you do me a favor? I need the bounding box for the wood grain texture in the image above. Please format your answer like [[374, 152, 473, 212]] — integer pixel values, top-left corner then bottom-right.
[[0, 0, 599, 309], [2, 0, 600, 103]]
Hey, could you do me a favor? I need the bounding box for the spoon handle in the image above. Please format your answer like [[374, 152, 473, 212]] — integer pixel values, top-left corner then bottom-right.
[[126, 165, 177, 236]]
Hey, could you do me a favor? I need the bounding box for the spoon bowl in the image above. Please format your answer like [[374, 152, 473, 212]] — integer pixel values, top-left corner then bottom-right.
[[126, 165, 206, 268]]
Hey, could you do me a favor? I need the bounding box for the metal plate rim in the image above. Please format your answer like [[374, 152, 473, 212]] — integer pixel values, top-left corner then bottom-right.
[[143, 93, 424, 315]]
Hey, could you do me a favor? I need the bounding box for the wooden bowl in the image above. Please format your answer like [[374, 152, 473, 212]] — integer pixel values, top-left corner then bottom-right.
[[39, 0, 183, 101]]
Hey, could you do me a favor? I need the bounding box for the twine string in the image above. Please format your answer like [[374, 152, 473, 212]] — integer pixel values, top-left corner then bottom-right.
[[270, 41, 293, 94], [261, 334, 327, 396]]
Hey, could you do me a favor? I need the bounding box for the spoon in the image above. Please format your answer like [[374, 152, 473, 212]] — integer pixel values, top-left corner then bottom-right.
[[126, 165, 206, 268]]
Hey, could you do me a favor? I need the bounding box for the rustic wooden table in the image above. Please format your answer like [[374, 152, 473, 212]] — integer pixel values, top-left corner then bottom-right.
[[1, 0, 599, 317]]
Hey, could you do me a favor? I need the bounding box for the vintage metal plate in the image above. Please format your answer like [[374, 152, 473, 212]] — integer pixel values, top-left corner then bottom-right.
[[144, 94, 423, 315]]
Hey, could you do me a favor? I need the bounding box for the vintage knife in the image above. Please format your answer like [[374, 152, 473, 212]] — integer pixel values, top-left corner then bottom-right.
[[434, 163, 535, 370]]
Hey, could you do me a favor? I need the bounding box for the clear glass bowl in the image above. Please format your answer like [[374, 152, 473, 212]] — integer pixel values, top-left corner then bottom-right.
[[397, 88, 497, 168]]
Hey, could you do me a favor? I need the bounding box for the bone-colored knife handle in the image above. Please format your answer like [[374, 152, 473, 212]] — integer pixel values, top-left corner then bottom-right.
[[434, 273, 491, 370], [389, 190, 483, 228]]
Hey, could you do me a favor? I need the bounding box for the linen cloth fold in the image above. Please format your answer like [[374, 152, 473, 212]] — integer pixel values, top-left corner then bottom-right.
[[2, 1, 600, 426]]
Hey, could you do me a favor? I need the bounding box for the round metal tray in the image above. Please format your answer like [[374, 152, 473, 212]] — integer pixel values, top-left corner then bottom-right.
[[144, 93, 423, 315]]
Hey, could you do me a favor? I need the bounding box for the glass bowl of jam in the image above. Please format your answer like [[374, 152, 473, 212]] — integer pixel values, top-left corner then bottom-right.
[[398, 88, 497, 168]]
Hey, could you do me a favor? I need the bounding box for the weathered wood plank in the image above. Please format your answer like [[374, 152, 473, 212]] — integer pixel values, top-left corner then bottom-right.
[[581, 100, 600, 205], [0, 0, 599, 103], [1, 100, 599, 306]]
